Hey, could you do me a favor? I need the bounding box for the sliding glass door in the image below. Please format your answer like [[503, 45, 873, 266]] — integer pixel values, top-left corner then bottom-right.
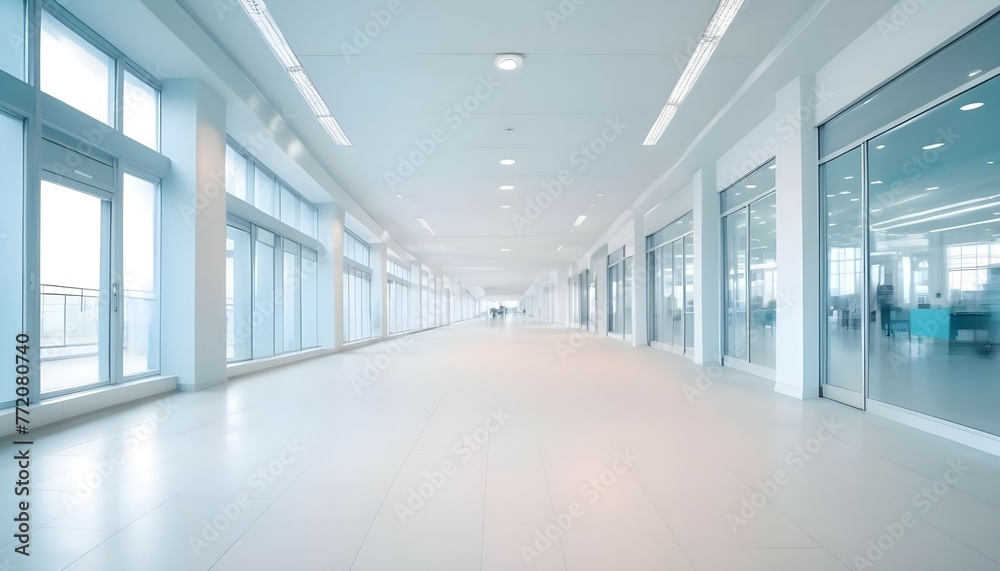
[[646, 213, 694, 354]]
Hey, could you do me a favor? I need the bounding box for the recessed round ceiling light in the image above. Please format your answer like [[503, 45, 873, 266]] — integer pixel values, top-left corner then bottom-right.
[[923, 143, 946, 150], [960, 102, 985, 111], [500, 159, 516, 166], [499, 185, 515, 190], [495, 54, 523, 71]]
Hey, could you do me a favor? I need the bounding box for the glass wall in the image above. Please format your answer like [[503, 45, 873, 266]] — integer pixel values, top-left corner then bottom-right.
[[344, 231, 373, 342], [226, 224, 253, 362], [301, 249, 318, 349], [388, 260, 411, 334], [253, 228, 276, 359], [0, 112, 24, 407], [573, 270, 589, 329], [721, 159, 776, 370], [818, 13, 1000, 435], [282, 241, 301, 353], [122, 174, 159, 377], [0, 0, 25, 80], [646, 213, 694, 352]]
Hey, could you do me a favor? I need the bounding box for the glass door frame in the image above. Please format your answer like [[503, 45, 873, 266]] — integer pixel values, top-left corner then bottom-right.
[[37, 166, 119, 400], [646, 231, 694, 356], [818, 143, 868, 410], [721, 190, 778, 380]]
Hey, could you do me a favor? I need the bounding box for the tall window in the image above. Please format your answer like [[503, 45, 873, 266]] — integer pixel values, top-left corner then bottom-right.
[[0, 112, 24, 406], [225, 141, 319, 239], [0, 0, 25, 80], [122, 174, 159, 377], [227, 224, 253, 362], [388, 260, 411, 334], [344, 231, 373, 342], [39, 7, 161, 150]]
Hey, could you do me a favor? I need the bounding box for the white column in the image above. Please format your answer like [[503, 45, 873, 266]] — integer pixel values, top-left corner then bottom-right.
[[318, 203, 345, 350], [632, 215, 648, 346], [693, 167, 721, 366], [160, 79, 228, 391], [775, 75, 821, 399]]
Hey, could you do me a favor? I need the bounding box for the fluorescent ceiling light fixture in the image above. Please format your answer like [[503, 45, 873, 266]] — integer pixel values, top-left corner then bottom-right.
[[839, 191, 851, 195], [499, 185, 515, 190], [238, 0, 351, 145], [969, 69, 983, 77], [876, 145, 886, 150], [495, 54, 523, 71], [931, 217, 1000, 234], [500, 205, 511, 208], [574, 215, 587, 226], [500, 248, 511, 252], [844, 176, 854, 180], [926, 186, 940, 191], [871, 180, 884, 185], [960, 102, 985, 111], [769, 165, 776, 170], [416, 217, 436, 235], [643, 0, 745, 145], [923, 143, 946, 150], [851, 198, 860, 202], [597, 193, 605, 197], [827, 194, 835, 198], [746, 184, 757, 189], [557, 246, 563, 252], [500, 159, 516, 166]]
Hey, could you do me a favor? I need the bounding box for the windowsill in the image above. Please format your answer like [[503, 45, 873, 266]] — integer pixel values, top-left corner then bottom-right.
[[0, 375, 177, 437]]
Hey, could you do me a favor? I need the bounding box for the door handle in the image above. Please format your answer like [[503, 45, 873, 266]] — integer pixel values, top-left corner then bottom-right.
[[113, 283, 119, 312]]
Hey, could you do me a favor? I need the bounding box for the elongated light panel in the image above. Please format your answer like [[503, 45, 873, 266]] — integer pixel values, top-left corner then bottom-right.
[[238, 0, 352, 146], [643, 0, 745, 145]]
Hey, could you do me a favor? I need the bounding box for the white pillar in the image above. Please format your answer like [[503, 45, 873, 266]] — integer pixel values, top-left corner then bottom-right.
[[775, 75, 821, 399], [318, 203, 345, 350], [160, 79, 228, 391], [693, 167, 721, 366], [632, 215, 648, 346]]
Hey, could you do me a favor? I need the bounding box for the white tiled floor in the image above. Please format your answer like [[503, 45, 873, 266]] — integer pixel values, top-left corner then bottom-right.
[[3, 317, 1000, 570]]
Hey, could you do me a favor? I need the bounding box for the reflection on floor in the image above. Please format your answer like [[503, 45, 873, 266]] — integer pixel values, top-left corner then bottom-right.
[[4, 318, 1000, 570]]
